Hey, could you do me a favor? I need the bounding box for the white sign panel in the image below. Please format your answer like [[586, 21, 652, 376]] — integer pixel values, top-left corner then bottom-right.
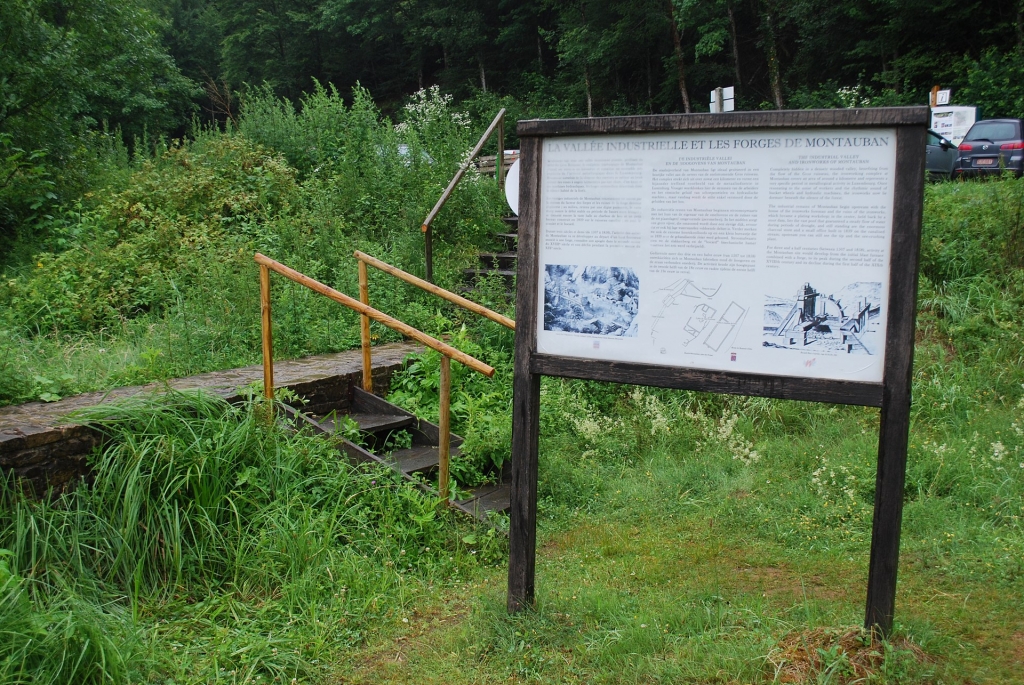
[[930, 105, 977, 146], [536, 128, 897, 383], [935, 89, 951, 106]]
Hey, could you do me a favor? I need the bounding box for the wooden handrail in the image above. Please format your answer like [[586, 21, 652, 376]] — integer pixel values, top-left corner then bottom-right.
[[256, 252, 496, 507], [254, 253, 495, 377], [421, 108, 506, 282], [354, 250, 515, 330]]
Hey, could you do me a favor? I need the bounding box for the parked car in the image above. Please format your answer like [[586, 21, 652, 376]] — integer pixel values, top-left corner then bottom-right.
[[953, 118, 1024, 178], [925, 129, 957, 181]]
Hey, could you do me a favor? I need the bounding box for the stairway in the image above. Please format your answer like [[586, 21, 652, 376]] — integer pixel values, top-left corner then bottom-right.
[[282, 386, 510, 521], [464, 215, 518, 288]]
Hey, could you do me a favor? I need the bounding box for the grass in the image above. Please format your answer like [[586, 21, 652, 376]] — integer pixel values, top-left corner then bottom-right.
[[334, 388, 1024, 684], [5, 376, 1010, 682], [0, 390, 504, 684]]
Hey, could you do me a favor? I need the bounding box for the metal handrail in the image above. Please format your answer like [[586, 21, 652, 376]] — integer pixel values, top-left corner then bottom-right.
[[255, 252, 494, 503], [420, 108, 506, 282]]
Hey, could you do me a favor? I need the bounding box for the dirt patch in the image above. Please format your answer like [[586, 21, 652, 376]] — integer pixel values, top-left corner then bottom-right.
[[767, 626, 929, 684], [1013, 632, 1024, 665], [338, 593, 475, 684], [731, 563, 850, 603]]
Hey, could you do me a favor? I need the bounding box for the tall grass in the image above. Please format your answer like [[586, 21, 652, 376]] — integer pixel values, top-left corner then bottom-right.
[[0, 390, 499, 683]]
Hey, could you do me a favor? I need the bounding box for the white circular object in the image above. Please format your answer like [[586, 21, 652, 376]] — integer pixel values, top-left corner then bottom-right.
[[505, 158, 520, 216]]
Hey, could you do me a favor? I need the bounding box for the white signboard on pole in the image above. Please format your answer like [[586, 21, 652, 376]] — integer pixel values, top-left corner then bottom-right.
[[930, 105, 977, 146], [535, 128, 897, 383]]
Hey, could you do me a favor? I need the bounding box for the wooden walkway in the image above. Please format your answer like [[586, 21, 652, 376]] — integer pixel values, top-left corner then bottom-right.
[[2, 343, 511, 520]]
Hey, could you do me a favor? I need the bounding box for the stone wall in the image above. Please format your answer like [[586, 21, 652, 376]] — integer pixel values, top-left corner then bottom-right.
[[0, 343, 421, 494]]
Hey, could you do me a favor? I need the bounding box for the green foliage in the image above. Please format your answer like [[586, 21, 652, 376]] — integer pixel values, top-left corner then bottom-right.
[[0, 0, 198, 244], [1, 133, 301, 334], [389, 325, 513, 487], [240, 83, 504, 252], [960, 48, 1024, 119], [0, 82, 512, 406]]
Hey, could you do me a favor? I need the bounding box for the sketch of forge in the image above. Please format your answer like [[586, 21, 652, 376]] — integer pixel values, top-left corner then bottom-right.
[[704, 302, 747, 351], [763, 282, 881, 355], [650, 278, 722, 340]]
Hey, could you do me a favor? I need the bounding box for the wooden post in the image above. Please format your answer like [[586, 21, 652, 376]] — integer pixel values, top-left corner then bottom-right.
[[508, 135, 542, 612], [929, 85, 939, 108], [497, 114, 505, 190], [358, 259, 373, 392], [438, 356, 452, 503], [259, 264, 274, 402], [864, 125, 926, 637], [424, 224, 433, 283]]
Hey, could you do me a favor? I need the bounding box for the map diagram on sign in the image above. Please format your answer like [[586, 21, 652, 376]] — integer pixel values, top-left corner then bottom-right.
[[650, 279, 747, 353]]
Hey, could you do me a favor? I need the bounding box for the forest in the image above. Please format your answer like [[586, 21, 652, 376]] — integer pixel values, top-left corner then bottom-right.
[[5, 0, 1024, 253], [2, 1, 1024, 683]]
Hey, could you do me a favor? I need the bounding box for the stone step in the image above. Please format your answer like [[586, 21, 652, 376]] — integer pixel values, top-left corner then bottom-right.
[[455, 482, 511, 516], [495, 233, 518, 251], [478, 251, 518, 270], [383, 444, 462, 476], [463, 268, 516, 285], [316, 412, 414, 435]]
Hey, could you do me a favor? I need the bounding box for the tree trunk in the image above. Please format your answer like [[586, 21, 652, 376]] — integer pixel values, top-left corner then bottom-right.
[[537, 28, 544, 71], [479, 59, 487, 93], [584, 65, 593, 117], [764, 10, 783, 109], [667, 0, 692, 113], [646, 49, 653, 113], [727, 2, 742, 92], [1018, 0, 1024, 53], [893, 48, 901, 94]]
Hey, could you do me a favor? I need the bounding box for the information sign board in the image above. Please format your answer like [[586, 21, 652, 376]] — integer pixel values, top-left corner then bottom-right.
[[536, 128, 896, 383], [508, 108, 929, 637]]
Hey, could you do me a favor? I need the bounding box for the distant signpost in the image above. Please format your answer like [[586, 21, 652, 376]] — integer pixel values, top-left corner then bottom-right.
[[930, 105, 977, 147], [507, 107, 929, 636]]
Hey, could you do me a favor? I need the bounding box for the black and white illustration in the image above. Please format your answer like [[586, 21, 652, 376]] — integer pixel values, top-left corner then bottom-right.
[[649, 278, 746, 352], [763, 282, 882, 354], [544, 265, 640, 336], [650, 278, 721, 341]]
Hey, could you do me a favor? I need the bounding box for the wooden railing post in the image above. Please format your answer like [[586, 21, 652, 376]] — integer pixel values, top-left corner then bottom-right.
[[358, 259, 373, 392], [497, 113, 505, 189], [259, 263, 275, 404], [438, 356, 451, 504], [420, 107, 506, 282], [423, 224, 433, 283]]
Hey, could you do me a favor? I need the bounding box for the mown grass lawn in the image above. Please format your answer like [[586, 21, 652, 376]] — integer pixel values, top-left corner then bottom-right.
[[337, 404, 1024, 684]]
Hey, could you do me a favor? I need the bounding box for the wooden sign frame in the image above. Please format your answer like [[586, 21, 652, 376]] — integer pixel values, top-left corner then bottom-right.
[[508, 107, 929, 636]]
